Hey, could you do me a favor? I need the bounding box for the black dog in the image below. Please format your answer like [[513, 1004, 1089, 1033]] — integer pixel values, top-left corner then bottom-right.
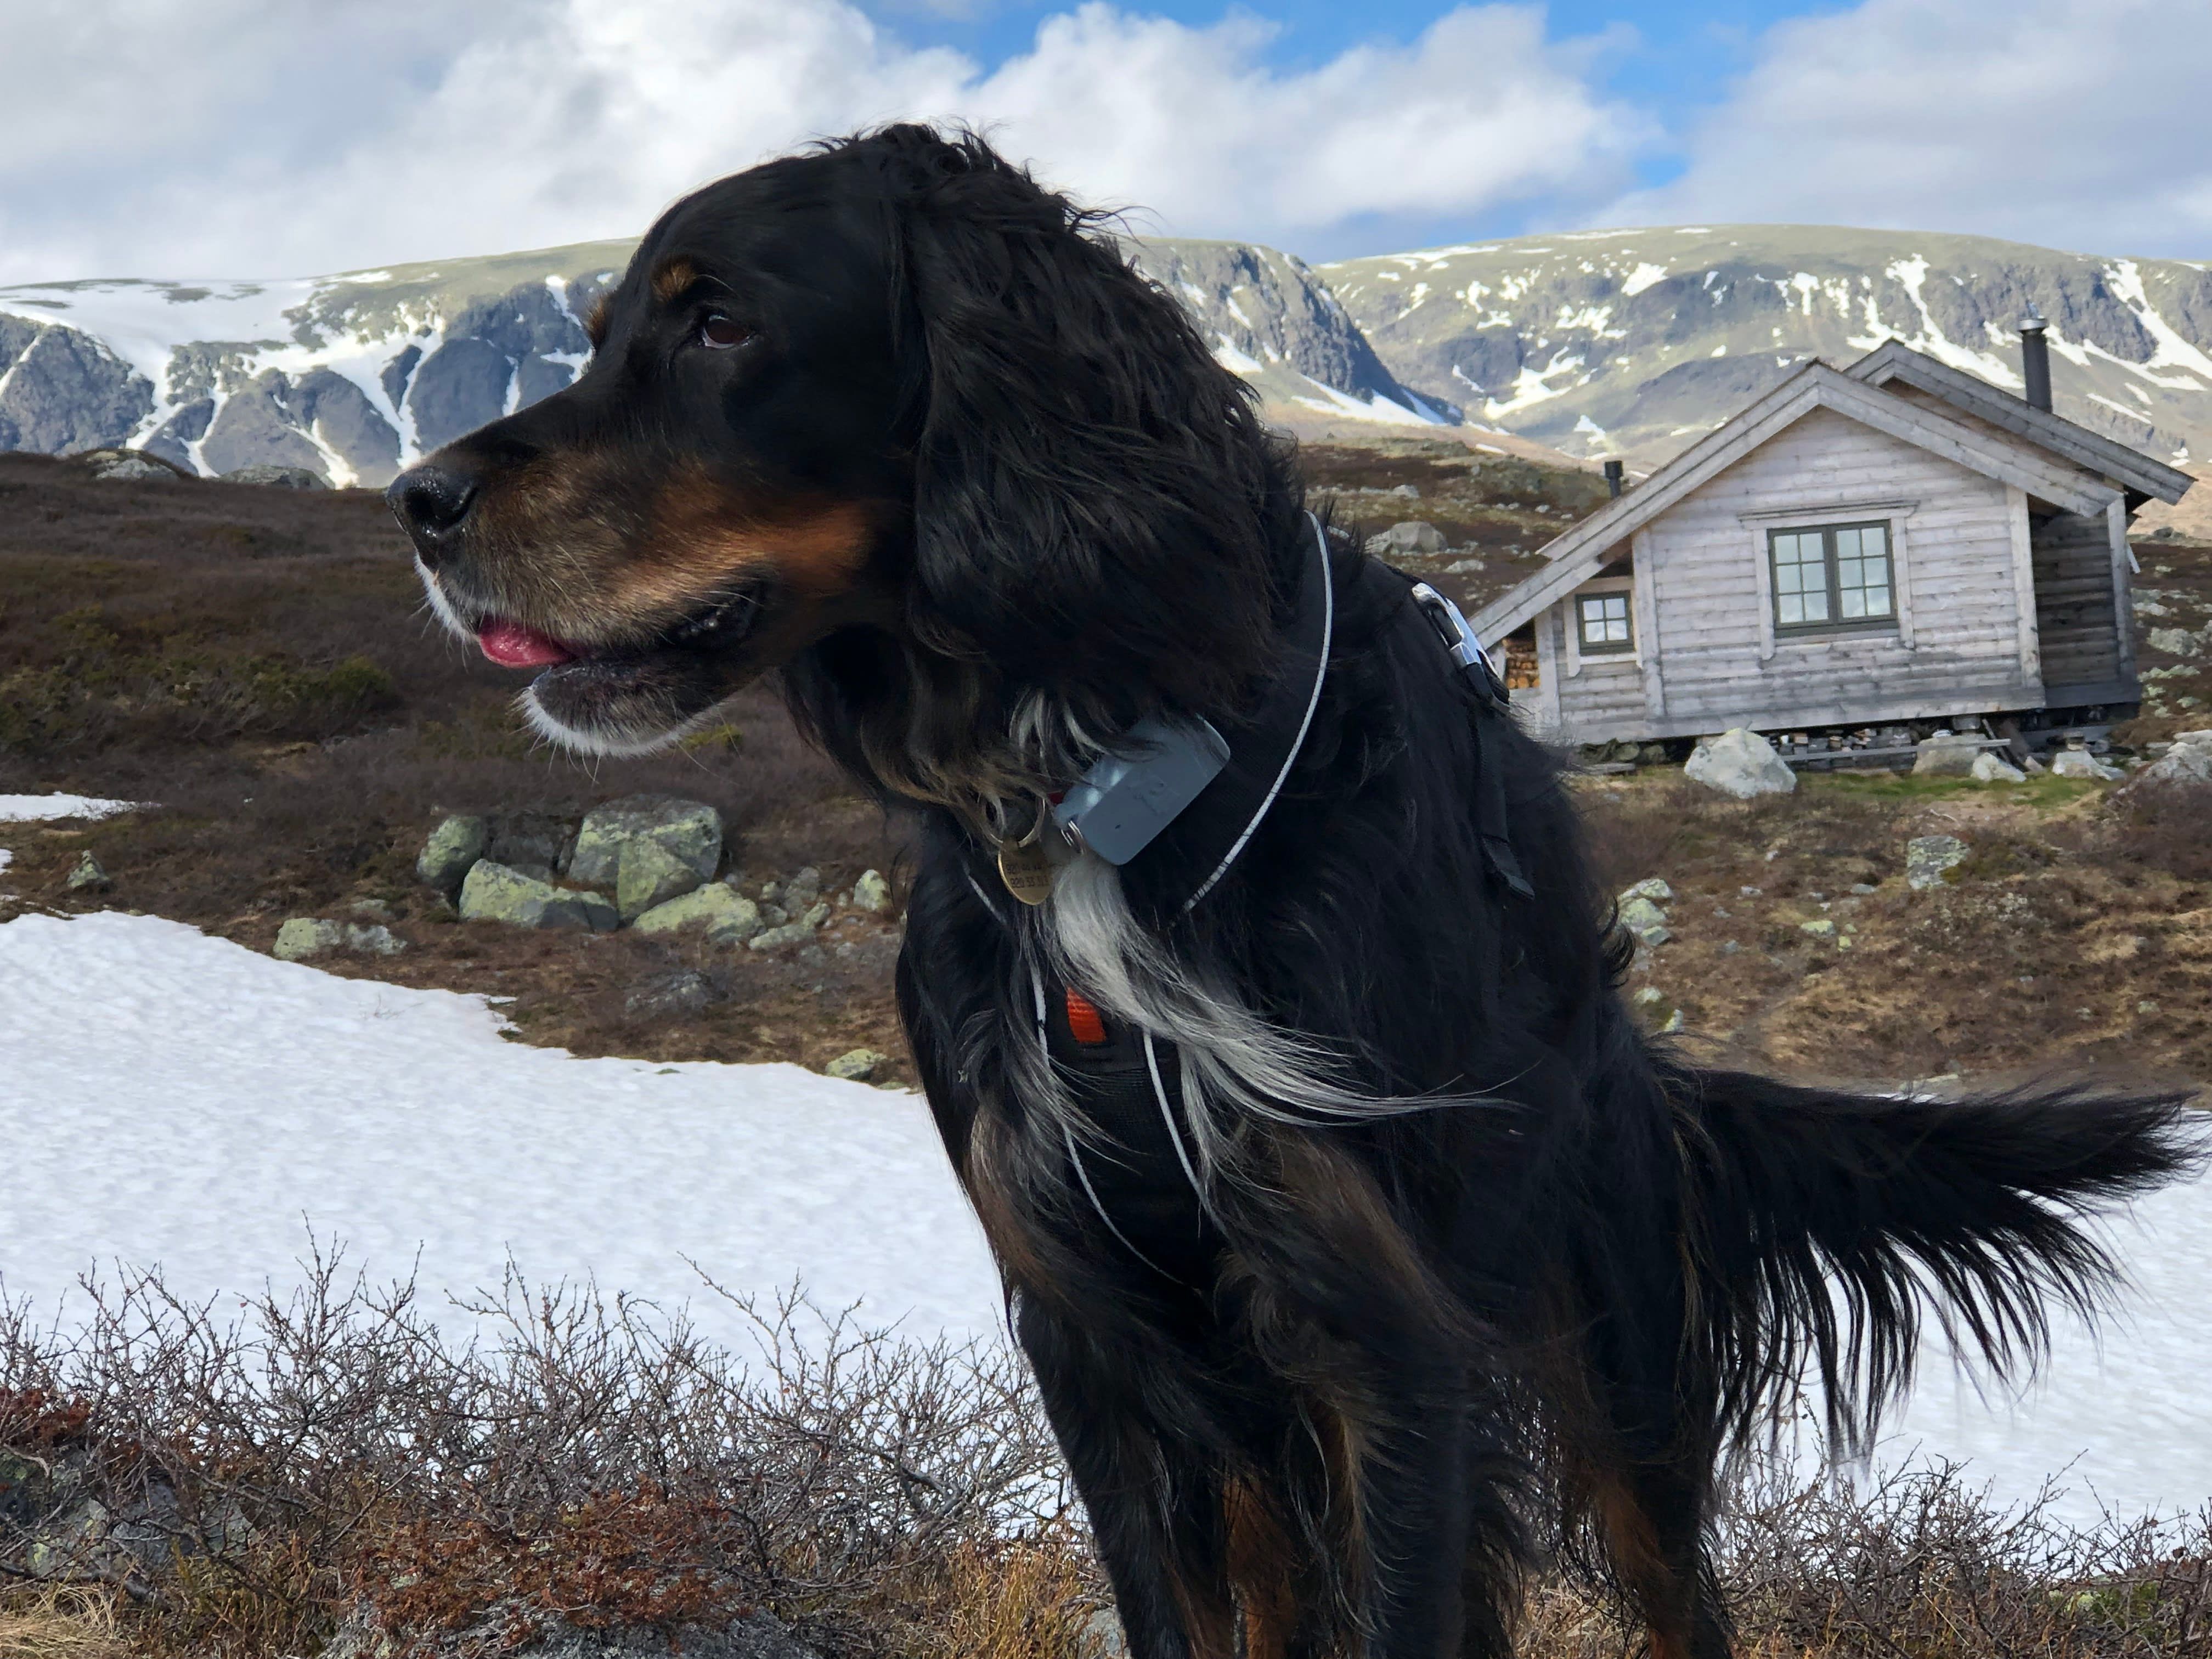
[[387, 126, 2199, 1658]]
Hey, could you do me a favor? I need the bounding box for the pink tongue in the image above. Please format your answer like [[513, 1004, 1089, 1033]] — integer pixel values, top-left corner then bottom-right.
[[477, 620, 575, 668]]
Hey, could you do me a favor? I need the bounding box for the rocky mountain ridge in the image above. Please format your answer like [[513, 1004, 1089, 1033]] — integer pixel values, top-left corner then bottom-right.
[[1321, 224, 2212, 472], [5, 223, 2210, 499], [0, 236, 1442, 486]]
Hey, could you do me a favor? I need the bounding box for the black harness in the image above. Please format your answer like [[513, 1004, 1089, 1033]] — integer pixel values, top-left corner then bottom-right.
[[972, 516, 1530, 1282]]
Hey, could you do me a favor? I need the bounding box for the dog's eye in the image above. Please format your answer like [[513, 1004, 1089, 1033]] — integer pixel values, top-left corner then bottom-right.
[[698, 313, 755, 351]]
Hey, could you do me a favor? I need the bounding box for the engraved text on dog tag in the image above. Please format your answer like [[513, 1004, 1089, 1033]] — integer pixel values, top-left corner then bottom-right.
[[998, 836, 1056, 905]]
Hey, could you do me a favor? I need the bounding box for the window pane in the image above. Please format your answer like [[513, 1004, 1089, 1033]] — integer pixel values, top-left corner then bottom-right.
[[1579, 594, 1632, 648], [1771, 531, 1831, 623], [1835, 524, 1894, 620]]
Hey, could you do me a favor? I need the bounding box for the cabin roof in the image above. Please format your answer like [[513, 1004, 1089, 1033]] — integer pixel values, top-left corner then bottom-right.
[[1468, 350, 2143, 646], [1843, 341, 2193, 505]]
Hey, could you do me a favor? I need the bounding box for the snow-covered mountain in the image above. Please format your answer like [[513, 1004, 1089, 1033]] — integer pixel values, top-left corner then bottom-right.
[[0, 236, 1441, 487], [1322, 225, 2212, 468]]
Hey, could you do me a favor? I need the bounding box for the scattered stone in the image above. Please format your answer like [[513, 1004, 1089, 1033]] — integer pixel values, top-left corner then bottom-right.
[[569, 795, 723, 887], [2050, 747, 2122, 781], [1684, 728, 1797, 799], [625, 969, 715, 1019], [349, 898, 396, 921], [1738, 885, 1763, 898], [1659, 1009, 1685, 1034], [2118, 728, 2212, 794], [1969, 751, 2027, 783], [784, 866, 822, 909], [631, 884, 764, 944], [2140, 1000, 2162, 1015], [800, 900, 830, 929], [1905, 834, 1969, 891], [1616, 895, 1672, 947], [1798, 918, 1837, 939], [826, 1048, 887, 1081], [1445, 557, 1486, 573], [617, 838, 704, 921], [219, 463, 329, 488], [1911, 734, 1987, 777], [1365, 520, 1445, 557], [1848, 882, 1880, 895], [64, 850, 110, 891], [2147, 626, 2202, 657], [80, 447, 192, 482], [416, 814, 489, 893], [1718, 940, 1741, 955], [850, 868, 891, 912], [747, 922, 816, 951], [459, 861, 617, 932], [1632, 986, 1666, 1007], [1619, 877, 1674, 905], [345, 923, 404, 955], [274, 917, 343, 960]]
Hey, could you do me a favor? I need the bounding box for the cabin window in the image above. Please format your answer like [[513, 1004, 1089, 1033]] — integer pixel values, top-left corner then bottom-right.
[[1769, 522, 1895, 633], [1576, 592, 1634, 654]]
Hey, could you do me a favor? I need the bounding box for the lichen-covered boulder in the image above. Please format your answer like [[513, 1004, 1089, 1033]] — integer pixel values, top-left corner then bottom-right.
[[569, 796, 722, 887], [1616, 894, 1672, 947], [219, 463, 328, 488], [2050, 747, 2122, 781], [631, 884, 763, 944], [850, 868, 891, 912], [460, 861, 616, 931], [1619, 877, 1673, 905], [1684, 729, 1797, 799], [826, 1048, 887, 1081], [1905, 834, 1969, 891], [2119, 729, 2212, 794], [747, 921, 816, 952], [616, 839, 703, 921], [64, 850, 110, 891], [274, 918, 343, 960], [416, 814, 489, 893]]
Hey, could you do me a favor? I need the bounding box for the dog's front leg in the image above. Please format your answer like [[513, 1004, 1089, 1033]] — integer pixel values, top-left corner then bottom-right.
[[1016, 1296, 1234, 1659]]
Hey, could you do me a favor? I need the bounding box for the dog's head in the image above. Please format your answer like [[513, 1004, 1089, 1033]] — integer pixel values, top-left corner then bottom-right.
[[388, 125, 1295, 798]]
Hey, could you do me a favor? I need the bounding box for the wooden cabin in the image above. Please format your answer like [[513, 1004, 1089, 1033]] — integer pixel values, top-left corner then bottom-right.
[[1472, 337, 2193, 746]]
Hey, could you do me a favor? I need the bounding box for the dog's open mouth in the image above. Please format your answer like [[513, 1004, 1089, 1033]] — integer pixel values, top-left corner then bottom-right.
[[453, 584, 770, 755]]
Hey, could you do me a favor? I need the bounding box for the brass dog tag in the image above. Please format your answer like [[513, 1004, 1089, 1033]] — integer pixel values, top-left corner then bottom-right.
[[998, 836, 1057, 906]]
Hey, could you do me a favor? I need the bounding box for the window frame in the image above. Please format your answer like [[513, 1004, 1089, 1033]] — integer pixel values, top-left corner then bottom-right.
[[1766, 519, 1899, 637], [1574, 590, 1635, 655]]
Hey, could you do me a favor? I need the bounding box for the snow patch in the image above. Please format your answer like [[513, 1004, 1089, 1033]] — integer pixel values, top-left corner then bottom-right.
[[1621, 262, 1668, 297], [0, 793, 141, 821]]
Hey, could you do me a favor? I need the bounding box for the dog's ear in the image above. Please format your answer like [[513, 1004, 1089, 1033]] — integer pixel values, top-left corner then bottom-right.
[[876, 126, 1289, 726]]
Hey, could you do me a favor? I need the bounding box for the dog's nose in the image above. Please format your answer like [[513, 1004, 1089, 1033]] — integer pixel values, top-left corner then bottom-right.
[[386, 462, 480, 564]]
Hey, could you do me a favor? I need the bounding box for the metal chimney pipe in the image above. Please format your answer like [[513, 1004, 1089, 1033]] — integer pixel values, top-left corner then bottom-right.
[[1602, 459, 1624, 498], [2019, 307, 2052, 412]]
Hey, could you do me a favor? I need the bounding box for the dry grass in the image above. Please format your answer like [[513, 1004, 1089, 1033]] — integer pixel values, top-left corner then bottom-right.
[[4, 1260, 2208, 1659]]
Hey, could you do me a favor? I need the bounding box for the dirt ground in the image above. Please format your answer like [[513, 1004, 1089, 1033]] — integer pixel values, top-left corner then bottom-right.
[[2, 446, 2207, 1093]]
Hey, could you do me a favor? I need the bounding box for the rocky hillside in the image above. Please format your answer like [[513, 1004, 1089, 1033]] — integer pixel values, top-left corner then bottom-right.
[[1322, 225, 2212, 469], [0, 236, 1443, 486]]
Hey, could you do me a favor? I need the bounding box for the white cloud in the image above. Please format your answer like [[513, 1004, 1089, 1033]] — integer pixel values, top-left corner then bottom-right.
[[0, 0, 1643, 283], [1599, 0, 2212, 257]]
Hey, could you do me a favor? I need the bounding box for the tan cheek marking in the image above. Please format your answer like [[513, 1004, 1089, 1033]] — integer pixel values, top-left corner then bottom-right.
[[611, 476, 877, 616]]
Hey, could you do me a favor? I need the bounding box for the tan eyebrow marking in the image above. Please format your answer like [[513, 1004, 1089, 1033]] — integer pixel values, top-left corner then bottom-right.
[[650, 255, 700, 304]]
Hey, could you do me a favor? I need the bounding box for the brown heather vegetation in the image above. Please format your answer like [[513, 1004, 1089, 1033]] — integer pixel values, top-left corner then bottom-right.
[[3, 445, 2209, 1655]]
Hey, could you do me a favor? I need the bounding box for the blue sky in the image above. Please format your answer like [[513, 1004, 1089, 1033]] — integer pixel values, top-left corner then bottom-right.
[[4, 0, 2205, 283]]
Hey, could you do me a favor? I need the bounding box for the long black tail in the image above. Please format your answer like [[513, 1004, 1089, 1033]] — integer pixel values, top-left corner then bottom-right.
[[1675, 1068, 2205, 1452]]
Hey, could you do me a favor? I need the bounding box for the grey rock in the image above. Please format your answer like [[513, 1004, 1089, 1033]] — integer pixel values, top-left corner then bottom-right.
[[784, 866, 822, 908], [2147, 627, 2201, 657], [1970, 750, 2027, 783], [1367, 520, 1445, 556], [1911, 734, 1986, 777], [274, 917, 343, 960], [83, 448, 189, 481], [1799, 918, 1838, 939], [488, 810, 575, 879], [64, 850, 109, 891], [1619, 877, 1674, 905], [324, 1611, 816, 1659], [459, 861, 615, 931], [1905, 834, 1970, 891], [631, 884, 763, 944], [416, 814, 489, 891], [1616, 894, 1672, 947], [2118, 729, 2212, 793], [826, 1048, 887, 1081], [199, 370, 329, 477], [850, 868, 891, 912], [625, 969, 715, 1019], [0, 318, 154, 453], [617, 838, 703, 921], [800, 900, 830, 929], [2050, 747, 2122, 781], [219, 462, 328, 488], [747, 921, 817, 951], [343, 923, 404, 955], [1684, 728, 1797, 799], [569, 795, 722, 887]]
